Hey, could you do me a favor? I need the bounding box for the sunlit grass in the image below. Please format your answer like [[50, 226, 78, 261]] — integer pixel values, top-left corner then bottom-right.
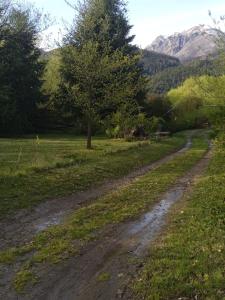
[[0, 135, 150, 176], [0, 133, 187, 217], [133, 142, 225, 300]]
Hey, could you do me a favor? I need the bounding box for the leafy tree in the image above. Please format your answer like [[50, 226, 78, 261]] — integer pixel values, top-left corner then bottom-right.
[[105, 102, 139, 138], [144, 94, 172, 121], [167, 76, 225, 131], [194, 76, 225, 131], [42, 50, 61, 98]]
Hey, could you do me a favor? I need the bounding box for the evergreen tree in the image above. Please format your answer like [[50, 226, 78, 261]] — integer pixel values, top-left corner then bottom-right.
[[65, 0, 135, 53], [59, 0, 145, 148], [0, 5, 44, 134]]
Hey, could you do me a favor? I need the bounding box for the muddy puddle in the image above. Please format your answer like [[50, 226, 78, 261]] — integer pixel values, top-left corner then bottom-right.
[[123, 186, 185, 256]]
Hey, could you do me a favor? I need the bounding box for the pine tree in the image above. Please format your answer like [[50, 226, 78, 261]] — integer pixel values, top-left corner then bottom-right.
[[65, 0, 135, 53], [60, 0, 145, 148], [0, 5, 44, 134]]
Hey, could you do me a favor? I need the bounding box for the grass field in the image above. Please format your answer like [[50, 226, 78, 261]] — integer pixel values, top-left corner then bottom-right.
[[0, 133, 187, 218], [133, 140, 225, 299], [0, 134, 208, 292]]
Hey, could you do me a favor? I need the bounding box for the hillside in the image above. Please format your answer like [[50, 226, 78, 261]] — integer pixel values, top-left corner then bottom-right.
[[140, 49, 181, 75], [148, 58, 221, 94]]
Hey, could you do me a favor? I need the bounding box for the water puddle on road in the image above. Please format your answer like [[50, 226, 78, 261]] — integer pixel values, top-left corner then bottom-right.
[[122, 185, 186, 256], [35, 213, 64, 232]]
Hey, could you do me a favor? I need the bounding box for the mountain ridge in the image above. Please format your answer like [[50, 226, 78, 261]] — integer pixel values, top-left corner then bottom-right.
[[140, 49, 181, 75], [147, 25, 219, 63]]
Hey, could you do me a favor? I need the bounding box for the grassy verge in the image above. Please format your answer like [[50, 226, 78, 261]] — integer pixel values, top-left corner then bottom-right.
[[0, 134, 186, 218], [133, 141, 225, 299], [0, 135, 208, 292]]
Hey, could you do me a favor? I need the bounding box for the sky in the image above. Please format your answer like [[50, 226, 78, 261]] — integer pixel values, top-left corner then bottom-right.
[[31, 0, 225, 49]]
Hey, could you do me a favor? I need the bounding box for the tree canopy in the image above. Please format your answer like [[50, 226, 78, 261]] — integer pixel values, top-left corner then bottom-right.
[[0, 3, 44, 134], [58, 0, 145, 148]]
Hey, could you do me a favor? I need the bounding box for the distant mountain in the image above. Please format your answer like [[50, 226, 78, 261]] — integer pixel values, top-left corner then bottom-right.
[[140, 49, 181, 75], [147, 25, 219, 63]]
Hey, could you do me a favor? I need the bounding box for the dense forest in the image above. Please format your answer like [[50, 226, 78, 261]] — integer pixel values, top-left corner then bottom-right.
[[147, 58, 223, 94]]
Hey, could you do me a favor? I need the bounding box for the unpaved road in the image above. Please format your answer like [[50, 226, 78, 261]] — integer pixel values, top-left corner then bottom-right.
[[0, 139, 191, 251], [21, 148, 211, 300], [0, 140, 212, 300]]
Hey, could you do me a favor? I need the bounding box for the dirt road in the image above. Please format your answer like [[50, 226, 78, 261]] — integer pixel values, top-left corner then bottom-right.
[[0, 139, 191, 251], [21, 148, 211, 300], [0, 133, 212, 300], [0, 136, 211, 300]]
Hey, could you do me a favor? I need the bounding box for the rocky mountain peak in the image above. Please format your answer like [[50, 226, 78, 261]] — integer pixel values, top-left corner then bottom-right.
[[147, 25, 219, 63]]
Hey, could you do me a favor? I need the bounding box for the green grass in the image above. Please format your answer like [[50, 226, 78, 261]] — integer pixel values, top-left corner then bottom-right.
[[133, 142, 225, 300], [0, 134, 208, 292], [97, 272, 111, 282], [14, 268, 38, 293], [0, 133, 187, 218]]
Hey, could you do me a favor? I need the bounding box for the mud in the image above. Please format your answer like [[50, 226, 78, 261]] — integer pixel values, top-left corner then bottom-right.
[[0, 140, 191, 251], [11, 145, 212, 300]]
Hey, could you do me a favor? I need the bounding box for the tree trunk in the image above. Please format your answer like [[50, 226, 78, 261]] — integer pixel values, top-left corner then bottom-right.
[[87, 120, 92, 149]]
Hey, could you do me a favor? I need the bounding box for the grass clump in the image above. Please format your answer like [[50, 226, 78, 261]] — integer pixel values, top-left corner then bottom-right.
[[0, 249, 18, 264], [133, 141, 225, 300], [14, 268, 38, 293], [0, 244, 34, 264], [97, 272, 111, 282], [33, 239, 77, 264]]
